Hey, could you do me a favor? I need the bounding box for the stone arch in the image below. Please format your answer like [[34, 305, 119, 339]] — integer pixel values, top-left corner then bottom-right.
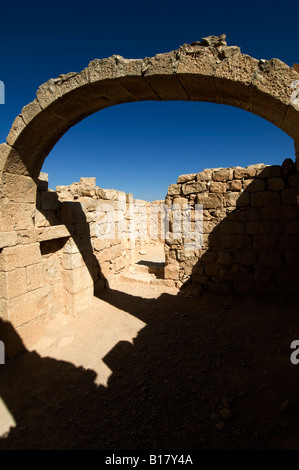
[[1, 34, 299, 177]]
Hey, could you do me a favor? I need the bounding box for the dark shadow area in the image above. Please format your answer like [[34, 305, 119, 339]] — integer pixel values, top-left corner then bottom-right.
[[1, 286, 299, 450]]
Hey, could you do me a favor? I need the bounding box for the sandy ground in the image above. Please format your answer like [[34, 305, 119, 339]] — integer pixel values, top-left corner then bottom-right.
[[1, 244, 299, 450]]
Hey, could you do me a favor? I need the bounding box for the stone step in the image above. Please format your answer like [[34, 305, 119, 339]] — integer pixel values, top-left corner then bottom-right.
[[134, 261, 165, 278], [115, 271, 176, 289]]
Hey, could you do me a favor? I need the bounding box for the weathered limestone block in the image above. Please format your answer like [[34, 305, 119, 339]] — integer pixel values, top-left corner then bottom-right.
[[214, 51, 258, 110], [213, 168, 234, 182], [209, 181, 226, 193], [196, 169, 213, 181], [267, 177, 285, 191], [234, 166, 258, 179], [0, 231, 18, 249], [37, 225, 70, 242], [250, 58, 298, 128], [0, 243, 41, 271], [224, 191, 249, 207], [177, 173, 196, 184], [243, 179, 266, 192], [164, 263, 180, 280], [8, 286, 49, 327], [2, 173, 37, 203], [65, 286, 93, 315], [227, 180, 242, 191], [182, 181, 206, 195], [250, 191, 280, 207], [0, 267, 27, 299], [143, 51, 189, 100], [64, 266, 93, 294], [176, 45, 220, 102], [197, 193, 222, 208], [62, 251, 85, 270], [256, 165, 281, 178], [26, 263, 43, 291], [167, 184, 181, 196]]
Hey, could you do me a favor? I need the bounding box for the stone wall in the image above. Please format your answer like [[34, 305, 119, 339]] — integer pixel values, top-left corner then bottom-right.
[[164, 159, 299, 294]]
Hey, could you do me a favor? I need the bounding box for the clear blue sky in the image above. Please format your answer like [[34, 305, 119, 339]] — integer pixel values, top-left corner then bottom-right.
[[0, 0, 298, 201]]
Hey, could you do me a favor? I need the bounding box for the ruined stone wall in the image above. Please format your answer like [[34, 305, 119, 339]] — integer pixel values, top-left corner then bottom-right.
[[164, 159, 299, 294], [54, 177, 164, 285]]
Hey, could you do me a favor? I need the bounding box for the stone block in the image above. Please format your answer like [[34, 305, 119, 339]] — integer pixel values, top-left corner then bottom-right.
[[0, 268, 27, 300], [212, 168, 234, 182], [243, 179, 266, 192], [26, 263, 43, 291], [177, 173, 196, 184], [234, 166, 257, 179], [0, 231, 18, 249], [8, 287, 48, 327], [256, 165, 282, 178], [182, 182, 206, 195], [167, 184, 181, 196], [65, 286, 93, 315], [41, 191, 59, 211], [115, 256, 126, 272], [196, 193, 222, 209], [64, 266, 93, 294], [0, 243, 41, 270], [267, 178, 285, 191], [250, 191, 280, 207], [227, 180, 242, 191], [224, 191, 249, 207], [2, 173, 37, 203], [209, 182, 226, 193], [164, 264, 180, 280], [196, 169, 213, 181]]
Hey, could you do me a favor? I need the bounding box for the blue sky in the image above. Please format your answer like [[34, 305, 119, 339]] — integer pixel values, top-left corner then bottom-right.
[[0, 0, 298, 201]]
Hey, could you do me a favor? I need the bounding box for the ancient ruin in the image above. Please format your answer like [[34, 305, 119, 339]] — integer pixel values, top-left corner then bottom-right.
[[0, 34, 299, 355]]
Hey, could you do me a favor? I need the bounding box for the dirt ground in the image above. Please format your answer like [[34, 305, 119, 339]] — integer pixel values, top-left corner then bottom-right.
[[1, 246, 299, 450]]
